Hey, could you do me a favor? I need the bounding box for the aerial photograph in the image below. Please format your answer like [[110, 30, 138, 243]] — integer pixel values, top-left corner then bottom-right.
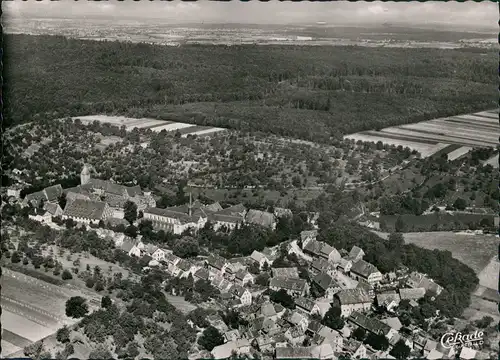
[[0, 1, 498, 359]]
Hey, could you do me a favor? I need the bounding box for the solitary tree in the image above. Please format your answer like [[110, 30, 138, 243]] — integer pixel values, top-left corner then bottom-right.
[[56, 326, 71, 343], [198, 326, 224, 351], [123, 200, 138, 224], [101, 295, 112, 309], [389, 339, 411, 359], [321, 306, 344, 330], [352, 327, 366, 341], [453, 197, 467, 211], [65, 296, 89, 318], [394, 216, 407, 233], [61, 269, 73, 280]]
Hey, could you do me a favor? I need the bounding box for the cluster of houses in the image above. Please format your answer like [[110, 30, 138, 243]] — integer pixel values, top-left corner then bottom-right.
[[10, 166, 490, 360], [94, 223, 464, 360]]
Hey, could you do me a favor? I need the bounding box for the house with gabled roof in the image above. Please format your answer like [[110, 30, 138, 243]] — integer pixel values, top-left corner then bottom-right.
[[211, 276, 233, 293], [250, 250, 272, 270], [310, 258, 337, 277], [194, 268, 210, 282], [294, 297, 320, 315], [350, 259, 383, 285], [376, 291, 401, 312], [223, 329, 241, 343], [312, 272, 342, 300], [406, 272, 443, 296], [230, 285, 252, 306], [143, 198, 207, 234], [314, 325, 344, 352], [176, 259, 197, 278], [399, 287, 426, 301], [343, 339, 367, 359], [283, 310, 309, 333], [250, 316, 280, 335], [206, 255, 229, 277], [272, 267, 300, 279], [300, 230, 318, 248], [253, 335, 276, 353], [270, 277, 309, 297], [234, 269, 254, 286], [245, 209, 276, 230], [284, 326, 306, 346], [303, 240, 341, 263], [348, 311, 398, 340], [207, 204, 245, 231], [337, 258, 353, 274], [275, 347, 313, 360], [23, 184, 64, 208], [348, 246, 365, 262], [274, 207, 293, 219], [150, 247, 170, 262], [336, 288, 373, 317]]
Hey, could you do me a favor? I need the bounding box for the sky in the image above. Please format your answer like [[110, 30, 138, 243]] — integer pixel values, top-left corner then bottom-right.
[[3, 0, 498, 30]]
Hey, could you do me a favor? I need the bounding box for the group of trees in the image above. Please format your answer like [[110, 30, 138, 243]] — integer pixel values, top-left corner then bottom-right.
[[5, 34, 496, 145]]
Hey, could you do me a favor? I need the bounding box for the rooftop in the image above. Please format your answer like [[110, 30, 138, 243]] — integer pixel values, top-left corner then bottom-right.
[[272, 267, 299, 278], [350, 259, 380, 278], [348, 311, 391, 336], [336, 288, 372, 305], [270, 277, 308, 292], [245, 209, 275, 228], [63, 199, 107, 220]]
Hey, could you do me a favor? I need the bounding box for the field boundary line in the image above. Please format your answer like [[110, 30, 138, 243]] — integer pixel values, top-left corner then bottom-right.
[[2, 295, 66, 323]]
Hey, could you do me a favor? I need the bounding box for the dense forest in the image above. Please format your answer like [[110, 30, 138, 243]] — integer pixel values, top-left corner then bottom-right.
[[3, 34, 496, 143]]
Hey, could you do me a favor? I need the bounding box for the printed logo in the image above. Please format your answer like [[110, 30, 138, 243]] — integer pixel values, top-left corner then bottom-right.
[[440, 330, 484, 349]]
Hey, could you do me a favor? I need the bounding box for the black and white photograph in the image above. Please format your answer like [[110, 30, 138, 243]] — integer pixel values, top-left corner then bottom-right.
[[0, 1, 498, 359]]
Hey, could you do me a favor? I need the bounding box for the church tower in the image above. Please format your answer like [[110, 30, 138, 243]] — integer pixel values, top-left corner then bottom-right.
[[81, 164, 91, 185]]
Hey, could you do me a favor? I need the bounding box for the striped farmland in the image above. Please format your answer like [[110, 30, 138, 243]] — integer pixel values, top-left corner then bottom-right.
[[344, 109, 498, 158], [70, 115, 227, 138]]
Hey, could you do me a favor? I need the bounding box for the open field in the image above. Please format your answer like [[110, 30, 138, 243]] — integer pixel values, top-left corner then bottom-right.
[[483, 153, 499, 168], [344, 109, 498, 157], [374, 231, 497, 275], [401, 232, 498, 274], [477, 257, 499, 291], [70, 115, 227, 138], [0, 268, 83, 358], [164, 294, 197, 314], [447, 146, 472, 161]]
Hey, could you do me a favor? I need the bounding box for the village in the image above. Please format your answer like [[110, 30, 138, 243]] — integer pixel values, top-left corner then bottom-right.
[[3, 163, 492, 360]]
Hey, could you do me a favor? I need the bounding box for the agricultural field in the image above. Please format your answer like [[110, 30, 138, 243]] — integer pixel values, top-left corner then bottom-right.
[[0, 268, 83, 358], [344, 109, 498, 158], [483, 153, 499, 168], [399, 231, 498, 274], [71, 115, 226, 138]]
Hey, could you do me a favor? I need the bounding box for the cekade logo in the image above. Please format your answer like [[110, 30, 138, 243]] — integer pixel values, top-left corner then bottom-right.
[[440, 330, 484, 349]]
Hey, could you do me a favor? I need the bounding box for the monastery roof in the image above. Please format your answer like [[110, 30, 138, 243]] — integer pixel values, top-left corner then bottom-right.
[[63, 199, 107, 220], [245, 209, 275, 228]]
